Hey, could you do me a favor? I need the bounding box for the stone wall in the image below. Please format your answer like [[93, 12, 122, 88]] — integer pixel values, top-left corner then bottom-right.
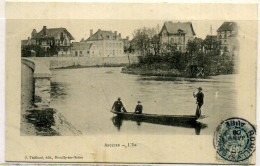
[[21, 58, 52, 108], [28, 55, 140, 69], [21, 59, 35, 111]]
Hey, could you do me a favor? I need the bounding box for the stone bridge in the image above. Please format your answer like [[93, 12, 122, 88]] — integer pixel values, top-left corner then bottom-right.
[[21, 58, 52, 108]]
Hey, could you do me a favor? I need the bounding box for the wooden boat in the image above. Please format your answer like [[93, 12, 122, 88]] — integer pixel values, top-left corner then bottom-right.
[[110, 110, 202, 123]]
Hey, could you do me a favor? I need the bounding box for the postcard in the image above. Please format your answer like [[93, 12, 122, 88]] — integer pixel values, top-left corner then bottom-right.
[[5, 2, 257, 164]]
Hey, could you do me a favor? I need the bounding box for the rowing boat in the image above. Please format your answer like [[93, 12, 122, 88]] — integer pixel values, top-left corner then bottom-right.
[[110, 110, 201, 122]]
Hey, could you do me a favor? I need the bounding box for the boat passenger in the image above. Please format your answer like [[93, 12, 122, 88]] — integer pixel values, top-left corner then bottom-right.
[[193, 87, 204, 117], [134, 101, 143, 114], [112, 97, 124, 112]]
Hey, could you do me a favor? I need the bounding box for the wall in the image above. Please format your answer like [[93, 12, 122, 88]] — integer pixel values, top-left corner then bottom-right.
[[29, 55, 140, 69], [21, 59, 35, 111], [21, 58, 52, 108]]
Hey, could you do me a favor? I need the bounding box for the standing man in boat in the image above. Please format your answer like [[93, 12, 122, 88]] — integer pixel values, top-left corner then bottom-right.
[[112, 97, 125, 112], [193, 87, 204, 117], [134, 101, 143, 114]]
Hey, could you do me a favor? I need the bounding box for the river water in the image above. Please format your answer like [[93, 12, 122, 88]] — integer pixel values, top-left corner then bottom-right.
[[50, 67, 237, 135]]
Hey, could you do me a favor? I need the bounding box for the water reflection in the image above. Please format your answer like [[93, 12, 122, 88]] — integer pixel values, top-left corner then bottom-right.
[[111, 115, 207, 135]]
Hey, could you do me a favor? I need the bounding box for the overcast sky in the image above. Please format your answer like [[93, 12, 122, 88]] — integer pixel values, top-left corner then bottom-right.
[[19, 19, 226, 42]]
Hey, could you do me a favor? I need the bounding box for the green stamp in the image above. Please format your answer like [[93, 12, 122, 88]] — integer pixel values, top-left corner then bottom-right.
[[213, 117, 256, 162]]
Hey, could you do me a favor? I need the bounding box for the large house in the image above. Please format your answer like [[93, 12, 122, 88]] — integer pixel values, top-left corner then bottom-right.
[[217, 22, 238, 53], [22, 26, 75, 56], [71, 42, 97, 57], [72, 29, 124, 57], [159, 21, 196, 52]]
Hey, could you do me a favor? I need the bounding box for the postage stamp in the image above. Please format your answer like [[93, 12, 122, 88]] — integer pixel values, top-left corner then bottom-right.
[[214, 117, 256, 162]]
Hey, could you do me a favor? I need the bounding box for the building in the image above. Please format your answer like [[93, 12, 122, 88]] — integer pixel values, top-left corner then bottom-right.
[[71, 42, 98, 57], [72, 29, 124, 57], [24, 26, 75, 56], [217, 22, 238, 53], [159, 21, 196, 52]]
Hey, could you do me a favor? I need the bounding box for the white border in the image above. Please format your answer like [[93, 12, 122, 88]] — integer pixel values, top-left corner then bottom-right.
[[0, 0, 5, 164]]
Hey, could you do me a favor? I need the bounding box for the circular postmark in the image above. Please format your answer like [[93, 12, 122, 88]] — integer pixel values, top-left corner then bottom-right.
[[213, 117, 256, 162]]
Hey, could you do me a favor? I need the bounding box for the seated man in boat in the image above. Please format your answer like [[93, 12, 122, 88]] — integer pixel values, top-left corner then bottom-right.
[[112, 97, 126, 112], [193, 87, 204, 117], [134, 101, 143, 114]]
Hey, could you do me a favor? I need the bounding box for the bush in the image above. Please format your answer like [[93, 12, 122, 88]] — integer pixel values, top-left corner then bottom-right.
[[21, 45, 45, 57]]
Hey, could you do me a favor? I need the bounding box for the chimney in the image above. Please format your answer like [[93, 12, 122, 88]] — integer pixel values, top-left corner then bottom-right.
[[90, 29, 93, 36], [28, 37, 30, 40], [118, 33, 121, 38], [43, 26, 47, 36], [126, 36, 129, 40], [98, 29, 101, 31], [114, 31, 117, 37]]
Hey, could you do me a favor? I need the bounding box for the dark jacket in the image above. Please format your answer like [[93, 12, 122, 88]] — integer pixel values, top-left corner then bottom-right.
[[135, 105, 143, 114], [112, 101, 123, 112], [195, 92, 204, 104]]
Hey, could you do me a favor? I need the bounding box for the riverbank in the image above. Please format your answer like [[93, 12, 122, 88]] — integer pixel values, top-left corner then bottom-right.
[[122, 64, 183, 77], [54, 63, 128, 69], [21, 107, 81, 136]]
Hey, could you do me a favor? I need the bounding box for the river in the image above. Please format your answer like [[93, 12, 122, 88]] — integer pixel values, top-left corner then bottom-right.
[[50, 67, 237, 135]]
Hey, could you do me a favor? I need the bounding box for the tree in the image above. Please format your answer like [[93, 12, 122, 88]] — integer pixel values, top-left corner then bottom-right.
[[131, 27, 159, 56], [150, 34, 160, 56], [124, 41, 135, 66], [21, 45, 45, 57], [203, 36, 220, 55]]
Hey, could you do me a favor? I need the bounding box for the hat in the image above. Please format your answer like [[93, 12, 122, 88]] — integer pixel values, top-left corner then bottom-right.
[[198, 87, 203, 90], [138, 101, 141, 103], [118, 97, 121, 100]]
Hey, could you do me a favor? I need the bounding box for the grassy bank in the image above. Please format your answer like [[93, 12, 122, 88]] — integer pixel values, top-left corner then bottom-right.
[[21, 107, 81, 136], [122, 53, 237, 78], [53, 64, 127, 69], [122, 63, 182, 77]]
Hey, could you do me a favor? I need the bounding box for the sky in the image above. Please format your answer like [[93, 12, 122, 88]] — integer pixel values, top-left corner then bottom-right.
[[18, 19, 225, 42]]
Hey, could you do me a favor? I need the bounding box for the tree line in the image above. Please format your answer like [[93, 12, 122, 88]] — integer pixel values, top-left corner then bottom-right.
[[124, 26, 237, 75]]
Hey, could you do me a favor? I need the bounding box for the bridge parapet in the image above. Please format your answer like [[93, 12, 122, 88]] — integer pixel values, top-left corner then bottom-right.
[[22, 58, 52, 107]]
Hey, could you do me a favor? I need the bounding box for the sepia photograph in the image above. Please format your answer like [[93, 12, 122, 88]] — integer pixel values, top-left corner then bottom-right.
[[5, 2, 258, 164], [20, 20, 240, 136]]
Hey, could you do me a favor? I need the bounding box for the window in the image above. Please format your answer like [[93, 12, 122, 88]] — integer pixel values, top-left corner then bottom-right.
[[80, 51, 82, 54], [178, 38, 182, 44], [224, 40, 227, 44]]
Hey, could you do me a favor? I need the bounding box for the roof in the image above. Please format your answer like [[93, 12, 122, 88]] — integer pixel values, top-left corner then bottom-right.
[[33, 27, 75, 40], [21, 40, 29, 45], [86, 29, 122, 41], [217, 22, 238, 32], [72, 42, 93, 50], [32, 29, 37, 33], [160, 21, 196, 36]]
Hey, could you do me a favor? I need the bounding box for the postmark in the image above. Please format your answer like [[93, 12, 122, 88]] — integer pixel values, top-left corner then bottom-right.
[[213, 117, 256, 162]]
